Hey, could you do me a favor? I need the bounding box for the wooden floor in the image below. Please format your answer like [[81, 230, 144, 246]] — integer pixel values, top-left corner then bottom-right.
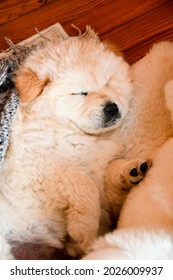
[[0, 0, 173, 64]]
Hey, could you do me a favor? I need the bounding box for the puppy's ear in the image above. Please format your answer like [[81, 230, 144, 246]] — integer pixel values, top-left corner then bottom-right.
[[104, 40, 124, 57], [15, 67, 50, 102]]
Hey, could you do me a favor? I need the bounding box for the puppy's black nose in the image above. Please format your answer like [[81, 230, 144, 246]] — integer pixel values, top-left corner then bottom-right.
[[103, 102, 120, 125], [103, 102, 119, 117]]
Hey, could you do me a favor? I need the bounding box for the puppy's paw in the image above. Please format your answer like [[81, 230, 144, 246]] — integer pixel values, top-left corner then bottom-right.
[[122, 159, 152, 189], [66, 223, 97, 257], [65, 200, 100, 257], [65, 236, 84, 258], [105, 158, 152, 217]]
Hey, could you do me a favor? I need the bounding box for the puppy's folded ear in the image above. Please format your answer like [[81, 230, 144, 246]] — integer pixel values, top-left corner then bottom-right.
[[15, 67, 50, 102]]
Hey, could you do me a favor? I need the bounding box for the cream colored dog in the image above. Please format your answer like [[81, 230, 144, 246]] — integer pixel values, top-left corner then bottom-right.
[[104, 41, 173, 216], [84, 43, 173, 260], [0, 31, 143, 259], [1, 30, 172, 259]]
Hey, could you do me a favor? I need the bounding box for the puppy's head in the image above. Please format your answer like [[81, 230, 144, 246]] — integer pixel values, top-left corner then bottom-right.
[[15, 37, 132, 135]]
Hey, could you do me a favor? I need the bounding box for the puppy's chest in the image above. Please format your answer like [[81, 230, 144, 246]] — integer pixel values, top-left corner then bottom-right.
[[57, 134, 120, 183]]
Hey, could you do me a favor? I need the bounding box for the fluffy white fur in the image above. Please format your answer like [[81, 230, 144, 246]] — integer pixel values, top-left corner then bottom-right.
[[83, 228, 173, 260], [0, 36, 135, 259], [84, 57, 173, 260], [0, 235, 14, 260]]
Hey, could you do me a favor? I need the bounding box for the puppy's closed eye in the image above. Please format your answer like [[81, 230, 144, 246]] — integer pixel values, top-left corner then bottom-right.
[[71, 92, 88, 96]]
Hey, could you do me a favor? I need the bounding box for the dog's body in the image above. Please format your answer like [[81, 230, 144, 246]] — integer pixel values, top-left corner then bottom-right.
[[0, 35, 135, 258], [105, 41, 173, 215], [118, 79, 173, 230], [122, 42, 173, 159], [84, 43, 173, 260]]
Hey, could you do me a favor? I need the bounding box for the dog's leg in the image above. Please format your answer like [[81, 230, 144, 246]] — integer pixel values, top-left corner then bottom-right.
[[60, 168, 100, 256], [104, 158, 152, 216]]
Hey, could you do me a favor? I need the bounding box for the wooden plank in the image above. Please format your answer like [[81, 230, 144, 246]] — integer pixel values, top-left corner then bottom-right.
[[63, 0, 169, 37], [102, 0, 173, 51], [0, 0, 112, 49], [62, 0, 173, 63], [0, 0, 166, 51], [0, 0, 55, 25], [125, 28, 173, 64]]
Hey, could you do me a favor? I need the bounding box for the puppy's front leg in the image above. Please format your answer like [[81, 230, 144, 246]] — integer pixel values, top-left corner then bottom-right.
[[104, 158, 152, 216], [61, 168, 100, 256]]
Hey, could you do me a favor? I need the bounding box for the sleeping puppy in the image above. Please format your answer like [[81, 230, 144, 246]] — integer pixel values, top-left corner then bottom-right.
[[84, 79, 173, 259], [0, 32, 147, 259]]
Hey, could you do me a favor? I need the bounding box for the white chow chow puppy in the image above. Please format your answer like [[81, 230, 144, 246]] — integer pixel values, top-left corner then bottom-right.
[[0, 29, 143, 259], [84, 45, 173, 259]]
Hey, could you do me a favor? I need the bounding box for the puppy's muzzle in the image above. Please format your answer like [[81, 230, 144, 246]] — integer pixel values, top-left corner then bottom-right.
[[103, 102, 121, 126]]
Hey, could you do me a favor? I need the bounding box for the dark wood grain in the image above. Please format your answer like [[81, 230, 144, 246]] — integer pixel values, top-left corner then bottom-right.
[[0, 0, 112, 49], [0, 0, 55, 25], [0, 0, 172, 64], [124, 28, 173, 64]]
